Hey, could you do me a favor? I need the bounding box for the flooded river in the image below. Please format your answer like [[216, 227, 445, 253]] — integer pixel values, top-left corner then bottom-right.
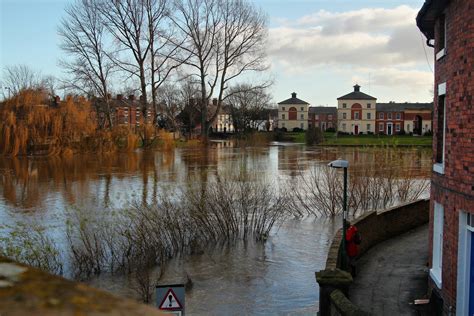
[[0, 142, 431, 314]]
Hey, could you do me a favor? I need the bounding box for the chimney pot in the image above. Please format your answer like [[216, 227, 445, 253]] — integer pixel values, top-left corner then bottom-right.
[[128, 95, 135, 101], [117, 94, 123, 100]]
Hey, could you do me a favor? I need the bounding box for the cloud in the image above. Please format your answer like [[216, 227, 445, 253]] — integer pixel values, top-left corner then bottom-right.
[[267, 5, 432, 70]]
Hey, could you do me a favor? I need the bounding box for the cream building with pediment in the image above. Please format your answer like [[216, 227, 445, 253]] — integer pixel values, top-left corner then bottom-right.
[[337, 85, 376, 135], [277, 92, 309, 131]]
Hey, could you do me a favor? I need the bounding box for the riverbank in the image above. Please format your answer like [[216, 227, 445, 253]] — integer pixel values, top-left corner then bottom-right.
[[278, 132, 432, 147]]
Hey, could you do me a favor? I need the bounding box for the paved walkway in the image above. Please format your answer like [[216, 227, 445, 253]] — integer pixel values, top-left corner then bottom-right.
[[349, 224, 429, 315]]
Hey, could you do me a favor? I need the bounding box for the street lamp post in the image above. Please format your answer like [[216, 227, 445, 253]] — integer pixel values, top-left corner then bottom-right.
[[328, 158, 349, 270]]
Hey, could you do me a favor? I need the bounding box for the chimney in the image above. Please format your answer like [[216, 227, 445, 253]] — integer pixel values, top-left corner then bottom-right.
[[54, 95, 60, 103], [292, 92, 297, 98], [354, 84, 360, 92], [128, 95, 135, 101], [107, 93, 112, 100], [117, 94, 123, 100], [212, 98, 218, 106]]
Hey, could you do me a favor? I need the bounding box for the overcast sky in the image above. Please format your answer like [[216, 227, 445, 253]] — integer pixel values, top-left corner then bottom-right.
[[0, 0, 433, 105]]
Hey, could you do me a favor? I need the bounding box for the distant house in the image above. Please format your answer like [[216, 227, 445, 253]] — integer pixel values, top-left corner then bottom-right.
[[376, 102, 433, 135], [210, 101, 234, 133], [108, 94, 154, 129], [337, 84, 377, 135], [277, 92, 310, 131], [308, 106, 337, 131]]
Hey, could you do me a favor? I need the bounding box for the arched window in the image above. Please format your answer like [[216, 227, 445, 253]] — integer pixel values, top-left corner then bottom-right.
[[288, 107, 297, 120]]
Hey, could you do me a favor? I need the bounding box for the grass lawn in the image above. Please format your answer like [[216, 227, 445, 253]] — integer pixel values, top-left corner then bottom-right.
[[321, 132, 433, 146]]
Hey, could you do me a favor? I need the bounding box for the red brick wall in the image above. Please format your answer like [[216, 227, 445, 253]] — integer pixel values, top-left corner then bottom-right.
[[429, 0, 474, 311]]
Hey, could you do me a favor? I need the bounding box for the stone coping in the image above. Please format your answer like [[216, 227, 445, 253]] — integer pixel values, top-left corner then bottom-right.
[[0, 256, 169, 316]]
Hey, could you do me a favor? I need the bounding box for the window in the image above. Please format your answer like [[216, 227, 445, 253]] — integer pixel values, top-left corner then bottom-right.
[[367, 113, 371, 120], [367, 103, 371, 109], [367, 124, 371, 131], [379, 113, 384, 119], [282, 122, 285, 127], [407, 124, 411, 132], [301, 123, 304, 129], [315, 115, 319, 120], [431, 202, 444, 288], [379, 123, 384, 132], [436, 14, 446, 60], [301, 107, 304, 111], [282, 107, 285, 111], [342, 123, 346, 131], [387, 113, 392, 120], [342, 113, 347, 119], [300, 114, 304, 120], [328, 114, 333, 120], [396, 113, 401, 120], [396, 123, 400, 132], [354, 112, 360, 120], [435, 82, 446, 174], [282, 114, 285, 119], [342, 103, 347, 108]]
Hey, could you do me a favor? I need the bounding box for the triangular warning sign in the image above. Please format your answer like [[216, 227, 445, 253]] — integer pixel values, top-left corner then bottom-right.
[[159, 288, 183, 310]]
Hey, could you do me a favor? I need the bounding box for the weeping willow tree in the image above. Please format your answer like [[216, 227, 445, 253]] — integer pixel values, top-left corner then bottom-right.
[[0, 89, 96, 156]]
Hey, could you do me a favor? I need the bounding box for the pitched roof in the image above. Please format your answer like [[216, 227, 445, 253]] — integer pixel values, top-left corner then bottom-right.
[[278, 92, 309, 105], [309, 106, 337, 114], [416, 0, 450, 40], [337, 84, 376, 100], [376, 102, 433, 112]]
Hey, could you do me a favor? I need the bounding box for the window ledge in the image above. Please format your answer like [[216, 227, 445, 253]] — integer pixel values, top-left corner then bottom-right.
[[433, 163, 445, 174], [430, 269, 442, 289], [436, 48, 446, 61]]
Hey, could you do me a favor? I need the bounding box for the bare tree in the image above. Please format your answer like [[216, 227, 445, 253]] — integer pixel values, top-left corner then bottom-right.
[[226, 84, 272, 133], [169, 0, 269, 139], [156, 83, 184, 131], [59, 0, 115, 129], [2, 65, 44, 97]]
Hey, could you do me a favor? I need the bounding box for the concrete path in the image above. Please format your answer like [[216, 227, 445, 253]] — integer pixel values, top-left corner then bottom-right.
[[349, 224, 429, 315]]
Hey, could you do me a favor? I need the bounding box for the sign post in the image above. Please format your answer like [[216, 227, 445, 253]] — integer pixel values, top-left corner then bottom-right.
[[156, 284, 185, 315]]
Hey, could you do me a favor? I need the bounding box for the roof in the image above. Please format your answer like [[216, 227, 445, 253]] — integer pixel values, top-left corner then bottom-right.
[[309, 106, 337, 114], [416, 0, 450, 40], [278, 92, 309, 105], [376, 102, 433, 112], [337, 84, 376, 100]]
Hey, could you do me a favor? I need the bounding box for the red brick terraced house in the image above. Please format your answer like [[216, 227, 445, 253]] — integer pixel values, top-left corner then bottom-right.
[[417, 0, 474, 315], [110, 94, 154, 129], [308, 106, 337, 131], [376, 102, 433, 135]]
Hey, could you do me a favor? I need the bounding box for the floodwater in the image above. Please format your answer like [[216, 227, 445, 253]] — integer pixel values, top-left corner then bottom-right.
[[0, 142, 431, 315]]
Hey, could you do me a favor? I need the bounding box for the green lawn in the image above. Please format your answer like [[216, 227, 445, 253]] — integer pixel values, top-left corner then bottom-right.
[[321, 133, 432, 146]]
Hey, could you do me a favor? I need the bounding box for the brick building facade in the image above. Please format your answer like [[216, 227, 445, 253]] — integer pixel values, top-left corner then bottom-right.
[[417, 0, 474, 314], [376, 102, 433, 135], [308, 106, 337, 131]]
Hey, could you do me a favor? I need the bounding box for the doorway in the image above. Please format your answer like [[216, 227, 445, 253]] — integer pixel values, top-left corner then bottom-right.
[[387, 123, 393, 135], [354, 125, 359, 135]]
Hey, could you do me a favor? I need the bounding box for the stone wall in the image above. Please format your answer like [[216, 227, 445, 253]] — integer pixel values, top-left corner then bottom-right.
[[317, 199, 430, 316]]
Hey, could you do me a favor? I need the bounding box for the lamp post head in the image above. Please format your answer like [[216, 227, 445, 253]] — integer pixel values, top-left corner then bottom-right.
[[328, 159, 349, 169]]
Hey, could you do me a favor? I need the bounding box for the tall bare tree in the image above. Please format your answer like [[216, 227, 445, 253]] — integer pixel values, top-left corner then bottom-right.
[[59, 0, 115, 129], [170, 0, 268, 139]]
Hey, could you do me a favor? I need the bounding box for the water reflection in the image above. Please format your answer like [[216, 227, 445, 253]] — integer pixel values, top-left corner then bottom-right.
[[0, 143, 432, 314]]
